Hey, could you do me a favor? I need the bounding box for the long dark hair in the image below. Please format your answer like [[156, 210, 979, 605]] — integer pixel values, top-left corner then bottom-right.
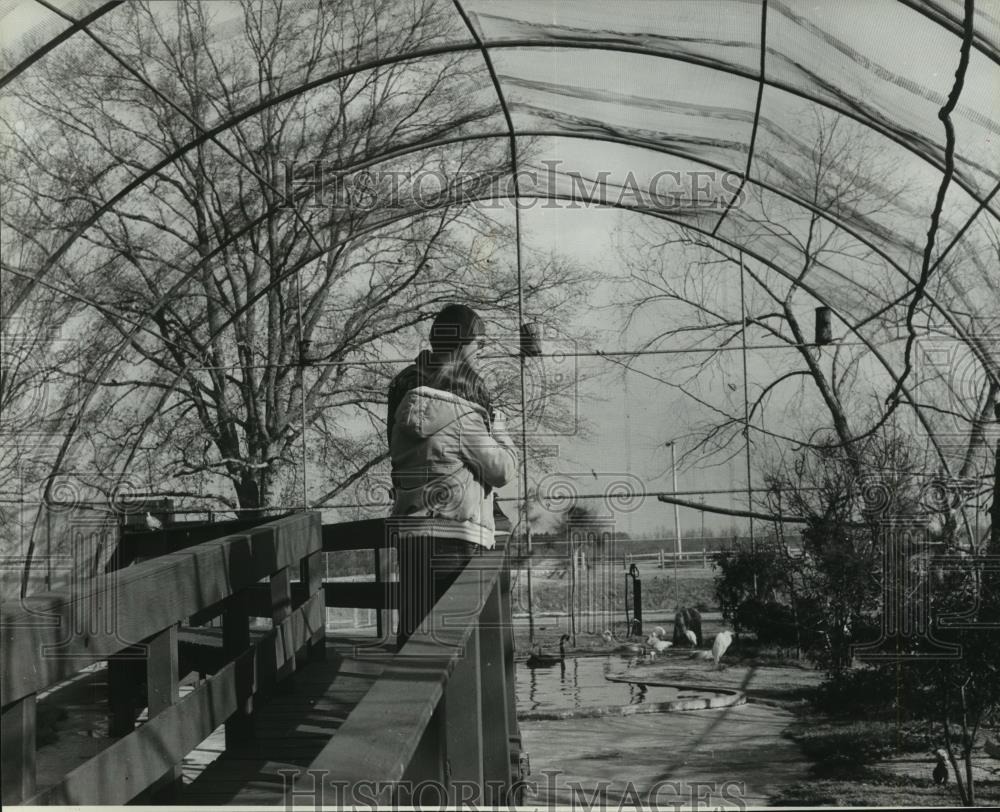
[[416, 350, 492, 417]]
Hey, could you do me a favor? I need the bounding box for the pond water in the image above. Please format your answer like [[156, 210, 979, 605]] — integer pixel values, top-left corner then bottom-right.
[[514, 655, 730, 719]]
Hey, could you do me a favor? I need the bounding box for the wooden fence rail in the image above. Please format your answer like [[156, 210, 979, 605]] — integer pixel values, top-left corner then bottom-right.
[[2, 513, 522, 807], [623, 546, 804, 570], [1, 512, 323, 806], [308, 525, 521, 808]]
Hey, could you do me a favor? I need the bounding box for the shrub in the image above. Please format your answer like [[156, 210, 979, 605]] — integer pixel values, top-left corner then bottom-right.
[[735, 599, 799, 646], [786, 720, 930, 769]]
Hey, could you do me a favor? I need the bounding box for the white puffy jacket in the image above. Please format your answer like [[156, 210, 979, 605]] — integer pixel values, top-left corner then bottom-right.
[[389, 386, 517, 548]]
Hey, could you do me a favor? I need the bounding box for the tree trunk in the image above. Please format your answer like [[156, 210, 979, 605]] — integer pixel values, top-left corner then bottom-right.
[[943, 714, 971, 806], [986, 405, 1000, 622], [234, 474, 265, 519], [990, 403, 1000, 556]]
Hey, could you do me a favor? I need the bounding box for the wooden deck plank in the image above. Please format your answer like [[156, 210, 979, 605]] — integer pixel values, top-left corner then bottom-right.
[[167, 638, 389, 806], [26, 594, 323, 806]]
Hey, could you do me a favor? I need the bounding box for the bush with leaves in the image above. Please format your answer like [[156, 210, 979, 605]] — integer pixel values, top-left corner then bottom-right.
[[713, 539, 803, 642]]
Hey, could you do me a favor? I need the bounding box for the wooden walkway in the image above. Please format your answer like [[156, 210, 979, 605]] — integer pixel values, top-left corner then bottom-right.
[[2, 514, 523, 807], [168, 637, 390, 806]]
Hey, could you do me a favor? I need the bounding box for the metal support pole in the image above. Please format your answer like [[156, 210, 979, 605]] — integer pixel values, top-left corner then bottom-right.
[[667, 442, 681, 606], [295, 272, 309, 511], [738, 252, 757, 594], [519, 352, 534, 644]]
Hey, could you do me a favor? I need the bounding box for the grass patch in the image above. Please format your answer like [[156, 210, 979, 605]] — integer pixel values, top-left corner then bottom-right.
[[772, 768, 1000, 807], [510, 566, 719, 615], [784, 719, 930, 771]]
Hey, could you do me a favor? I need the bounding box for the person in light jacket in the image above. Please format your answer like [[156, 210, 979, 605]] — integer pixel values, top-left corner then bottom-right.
[[388, 304, 517, 647]]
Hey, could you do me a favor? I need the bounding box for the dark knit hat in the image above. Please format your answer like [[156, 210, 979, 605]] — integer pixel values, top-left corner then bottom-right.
[[429, 304, 484, 353]]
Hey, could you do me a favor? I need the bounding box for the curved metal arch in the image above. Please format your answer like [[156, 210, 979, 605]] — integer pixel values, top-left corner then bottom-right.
[[12, 118, 987, 382], [506, 130, 1000, 385], [23, 124, 985, 497], [49, 189, 957, 522], [14, 117, 994, 476], [291, 123, 996, 351], [326, 123, 996, 381], [30, 121, 982, 418], [24, 188, 961, 600], [13, 33, 1000, 318], [473, 39, 1000, 208], [4, 0, 998, 92], [5, 39, 486, 318]]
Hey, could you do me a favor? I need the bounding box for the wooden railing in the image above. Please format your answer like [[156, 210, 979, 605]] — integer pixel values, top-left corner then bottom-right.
[[1, 512, 324, 806], [322, 517, 399, 638], [305, 520, 522, 808], [2, 513, 522, 807]]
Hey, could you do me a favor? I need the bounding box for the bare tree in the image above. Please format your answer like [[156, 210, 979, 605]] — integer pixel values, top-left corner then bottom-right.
[[1, 0, 590, 524]]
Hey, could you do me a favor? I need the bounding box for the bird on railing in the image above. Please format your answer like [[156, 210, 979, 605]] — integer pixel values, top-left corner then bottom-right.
[[525, 634, 570, 668], [601, 630, 644, 655], [145, 511, 163, 531]]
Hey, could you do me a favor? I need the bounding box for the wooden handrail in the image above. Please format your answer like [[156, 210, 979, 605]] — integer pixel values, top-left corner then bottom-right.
[[1, 511, 319, 706], [2, 513, 521, 806], [0, 512, 324, 806], [321, 516, 391, 551], [309, 541, 518, 807]]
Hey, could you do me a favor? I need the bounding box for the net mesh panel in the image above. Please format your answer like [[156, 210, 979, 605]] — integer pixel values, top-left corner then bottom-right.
[[1, 0, 997, 595]]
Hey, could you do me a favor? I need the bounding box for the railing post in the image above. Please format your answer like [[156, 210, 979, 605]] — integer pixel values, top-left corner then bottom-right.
[[375, 542, 394, 640], [300, 551, 325, 661], [145, 624, 181, 798], [224, 589, 253, 748], [444, 626, 483, 803], [478, 573, 517, 805], [497, 562, 527, 802], [1, 694, 36, 804], [108, 646, 146, 736], [271, 565, 296, 684], [398, 703, 446, 807]]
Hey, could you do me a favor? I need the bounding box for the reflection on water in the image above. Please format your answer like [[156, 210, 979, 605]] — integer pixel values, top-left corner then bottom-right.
[[518, 655, 660, 712]]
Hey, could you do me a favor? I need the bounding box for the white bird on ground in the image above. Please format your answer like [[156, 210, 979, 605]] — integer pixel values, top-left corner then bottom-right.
[[712, 630, 734, 669], [646, 631, 673, 654], [932, 749, 949, 785], [145, 511, 163, 531], [684, 629, 699, 647]]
